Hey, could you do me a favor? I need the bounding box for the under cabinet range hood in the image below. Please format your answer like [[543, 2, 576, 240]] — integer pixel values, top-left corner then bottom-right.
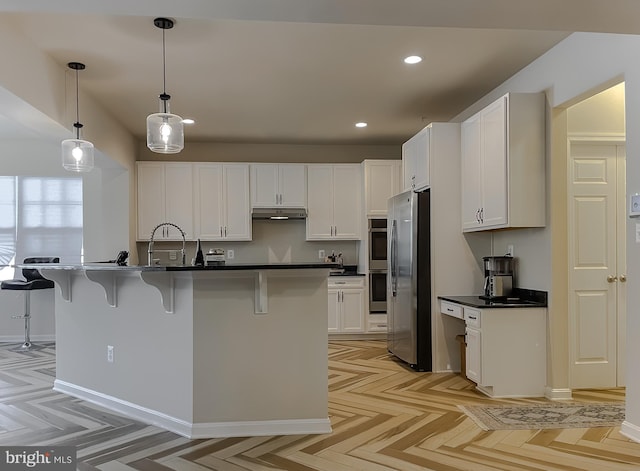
[[251, 208, 307, 220]]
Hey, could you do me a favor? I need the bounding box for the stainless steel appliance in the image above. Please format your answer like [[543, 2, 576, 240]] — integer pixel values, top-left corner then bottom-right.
[[368, 219, 388, 313], [368, 219, 387, 270], [387, 189, 431, 371], [481, 256, 514, 299]]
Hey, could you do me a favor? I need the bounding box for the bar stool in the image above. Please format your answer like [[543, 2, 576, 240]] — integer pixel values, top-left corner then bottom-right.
[[1, 257, 59, 351]]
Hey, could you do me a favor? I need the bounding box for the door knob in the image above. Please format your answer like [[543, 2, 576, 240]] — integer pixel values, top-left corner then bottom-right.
[[607, 275, 618, 283], [619, 274, 627, 282]]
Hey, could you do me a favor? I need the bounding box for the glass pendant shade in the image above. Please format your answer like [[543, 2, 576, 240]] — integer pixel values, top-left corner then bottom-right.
[[146, 100, 184, 153], [61, 138, 95, 172]]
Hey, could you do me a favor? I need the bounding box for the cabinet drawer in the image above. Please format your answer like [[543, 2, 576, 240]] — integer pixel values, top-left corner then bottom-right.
[[328, 277, 365, 289], [464, 307, 481, 328], [368, 314, 387, 332], [440, 301, 463, 319]]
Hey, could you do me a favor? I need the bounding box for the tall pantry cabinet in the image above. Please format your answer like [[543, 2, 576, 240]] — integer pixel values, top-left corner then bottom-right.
[[461, 92, 545, 232]]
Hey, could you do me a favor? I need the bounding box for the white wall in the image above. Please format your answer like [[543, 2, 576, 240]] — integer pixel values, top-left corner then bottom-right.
[[452, 32, 640, 441]]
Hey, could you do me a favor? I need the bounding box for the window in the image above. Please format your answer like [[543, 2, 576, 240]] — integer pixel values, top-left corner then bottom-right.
[[0, 176, 83, 280]]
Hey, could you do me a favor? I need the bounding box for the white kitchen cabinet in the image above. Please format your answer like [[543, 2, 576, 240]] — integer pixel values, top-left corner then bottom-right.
[[194, 163, 251, 241], [461, 92, 545, 232], [438, 302, 547, 398], [250, 163, 306, 208], [328, 277, 365, 333], [306, 164, 362, 240], [137, 162, 194, 241], [402, 126, 430, 192], [363, 159, 401, 217]]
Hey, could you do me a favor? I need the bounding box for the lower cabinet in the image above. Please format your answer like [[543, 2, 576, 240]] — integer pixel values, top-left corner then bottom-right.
[[328, 277, 365, 333], [446, 303, 547, 398]]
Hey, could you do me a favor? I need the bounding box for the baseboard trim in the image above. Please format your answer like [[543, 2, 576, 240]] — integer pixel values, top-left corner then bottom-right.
[[53, 380, 331, 439], [621, 420, 640, 444], [544, 386, 573, 401]]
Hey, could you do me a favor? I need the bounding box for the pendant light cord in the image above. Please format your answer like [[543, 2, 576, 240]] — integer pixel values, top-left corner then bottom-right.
[[161, 27, 168, 113], [75, 68, 80, 139]]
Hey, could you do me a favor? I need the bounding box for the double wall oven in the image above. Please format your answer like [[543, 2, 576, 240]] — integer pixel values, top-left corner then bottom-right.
[[368, 219, 387, 313]]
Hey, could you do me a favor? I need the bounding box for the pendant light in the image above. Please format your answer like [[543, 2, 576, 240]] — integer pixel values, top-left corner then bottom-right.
[[61, 62, 94, 172], [147, 17, 184, 154]]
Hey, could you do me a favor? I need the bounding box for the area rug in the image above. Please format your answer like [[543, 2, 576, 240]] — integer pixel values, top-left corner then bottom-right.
[[459, 402, 625, 430]]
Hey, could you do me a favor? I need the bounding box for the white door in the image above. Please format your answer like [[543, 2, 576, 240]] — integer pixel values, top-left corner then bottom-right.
[[568, 140, 626, 388], [332, 165, 361, 239], [194, 163, 224, 240], [164, 163, 194, 240], [251, 164, 279, 207], [279, 164, 306, 207], [306, 165, 334, 239], [461, 113, 483, 230], [480, 96, 508, 229], [137, 162, 165, 240], [328, 289, 339, 333], [223, 164, 251, 240], [341, 289, 365, 332], [465, 327, 481, 384]]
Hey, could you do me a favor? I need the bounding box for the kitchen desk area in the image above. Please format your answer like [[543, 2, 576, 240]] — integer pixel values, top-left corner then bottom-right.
[[30, 262, 334, 439], [439, 289, 548, 398]]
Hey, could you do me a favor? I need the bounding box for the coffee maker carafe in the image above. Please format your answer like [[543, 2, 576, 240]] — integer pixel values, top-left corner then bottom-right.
[[481, 256, 514, 300]]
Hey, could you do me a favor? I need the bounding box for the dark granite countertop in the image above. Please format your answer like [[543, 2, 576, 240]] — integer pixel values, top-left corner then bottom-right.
[[439, 289, 548, 309], [18, 262, 341, 272]]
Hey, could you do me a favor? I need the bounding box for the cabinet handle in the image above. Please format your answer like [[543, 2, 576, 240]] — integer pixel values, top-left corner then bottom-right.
[[620, 274, 627, 282], [475, 209, 480, 223], [468, 315, 477, 320], [224, 226, 227, 237], [479, 208, 484, 224], [220, 227, 223, 237], [607, 275, 617, 283], [446, 308, 454, 312]]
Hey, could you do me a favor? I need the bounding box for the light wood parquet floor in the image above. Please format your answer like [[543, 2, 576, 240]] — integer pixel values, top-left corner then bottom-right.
[[0, 340, 639, 470]]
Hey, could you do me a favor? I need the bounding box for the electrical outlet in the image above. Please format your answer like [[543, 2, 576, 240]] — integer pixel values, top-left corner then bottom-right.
[[169, 250, 177, 260], [107, 345, 114, 363], [227, 249, 234, 259], [318, 249, 325, 259], [506, 244, 514, 257]]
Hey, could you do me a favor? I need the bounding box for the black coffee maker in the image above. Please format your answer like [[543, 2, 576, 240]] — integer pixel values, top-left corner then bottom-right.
[[481, 256, 514, 300]]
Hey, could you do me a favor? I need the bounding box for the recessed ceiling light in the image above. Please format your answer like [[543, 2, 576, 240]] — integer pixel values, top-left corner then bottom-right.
[[182, 118, 195, 124], [404, 55, 422, 65], [355, 122, 368, 128]]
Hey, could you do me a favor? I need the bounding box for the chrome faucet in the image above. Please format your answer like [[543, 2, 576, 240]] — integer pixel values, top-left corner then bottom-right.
[[148, 222, 186, 265]]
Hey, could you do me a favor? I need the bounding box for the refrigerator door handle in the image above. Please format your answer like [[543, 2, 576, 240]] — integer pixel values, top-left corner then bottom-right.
[[391, 219, 398, 297]]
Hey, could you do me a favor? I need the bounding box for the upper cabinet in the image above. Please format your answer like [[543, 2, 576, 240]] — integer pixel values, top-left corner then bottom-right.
[[363, 160, 401, 217], [137, 162, 194, 241], [194, 163, 251, 241], [461, 92, 546, 232], [402, 126, 430, 192], [250, 163, 306, 208], [307, 164, 362, 240]]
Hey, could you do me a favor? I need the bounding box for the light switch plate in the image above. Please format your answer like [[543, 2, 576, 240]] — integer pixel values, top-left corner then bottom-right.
[[630, 194, 640, 217]]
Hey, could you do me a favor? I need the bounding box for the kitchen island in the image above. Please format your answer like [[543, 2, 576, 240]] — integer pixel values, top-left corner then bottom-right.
[[32, 263, 335, 439]]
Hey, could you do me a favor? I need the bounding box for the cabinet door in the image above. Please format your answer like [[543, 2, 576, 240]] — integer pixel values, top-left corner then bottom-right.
[[413, 127, 430, 191], [401, 137, 417, 192], [328, 289, 340, 333], [480, 96, 508, 228], [137, 162, 165, 240], [332, 165, 361, 239], [461, 113, 483, 231], [364, 160, 401, 217], [251, 164, 279, 208], [164, 163, 194, 240], [465, 327, 482, 384], [306, 165, 334, 239], [341, 289, 365, 332], [223, 164, 251, 240], [194, 164, 224, 240], [279, 164, 306, 207]]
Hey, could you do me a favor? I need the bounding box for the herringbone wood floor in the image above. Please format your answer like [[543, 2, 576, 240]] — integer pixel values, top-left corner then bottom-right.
[[0, 340, 639, 470]]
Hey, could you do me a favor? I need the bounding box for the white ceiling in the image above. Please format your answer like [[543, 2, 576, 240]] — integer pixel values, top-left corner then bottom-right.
[[1, 1, 638, 146]]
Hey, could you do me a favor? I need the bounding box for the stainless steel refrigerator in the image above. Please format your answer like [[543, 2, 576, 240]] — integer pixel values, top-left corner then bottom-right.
[[387, 189, 432, 371]]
